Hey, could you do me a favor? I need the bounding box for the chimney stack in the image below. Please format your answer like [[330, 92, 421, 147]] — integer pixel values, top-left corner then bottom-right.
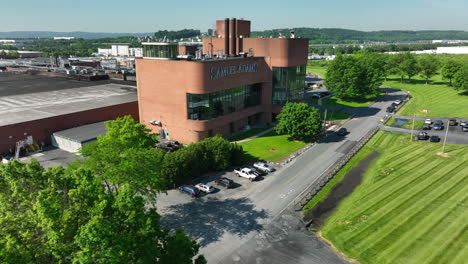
[[231, 18, 237, 55], [224, 18, 230, 56]]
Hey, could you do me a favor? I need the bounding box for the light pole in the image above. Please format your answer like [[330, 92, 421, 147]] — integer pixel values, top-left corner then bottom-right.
[[442, 122, 450, 154], [409, 103, 418, 141]]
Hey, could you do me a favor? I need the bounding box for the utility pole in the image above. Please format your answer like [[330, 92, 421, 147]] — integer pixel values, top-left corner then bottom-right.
[[322, 109, 328, 135], [442, 122, 450, 153]]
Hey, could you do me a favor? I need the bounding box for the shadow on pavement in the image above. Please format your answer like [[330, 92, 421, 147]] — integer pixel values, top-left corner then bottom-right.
[[317, 132, 348, 144], [161, 197, 269, 247]]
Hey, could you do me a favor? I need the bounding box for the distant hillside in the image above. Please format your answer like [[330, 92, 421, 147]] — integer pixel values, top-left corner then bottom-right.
[[0, 31, 153, 39], [251, 28, 468, 43]]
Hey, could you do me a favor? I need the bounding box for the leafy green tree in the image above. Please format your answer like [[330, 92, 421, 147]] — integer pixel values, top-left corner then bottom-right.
[[275, 102, 322, 141], [325, 52, 384, 100], [441, 60, 462, 86], [0, 159, 50, 263], [0, 161, 206, 264], [398, 52, 420, 82], [161, 135, 243, 186], [418, 54, 439, 84], [453, 64, 468, 92], [81, 116, 165, 196]]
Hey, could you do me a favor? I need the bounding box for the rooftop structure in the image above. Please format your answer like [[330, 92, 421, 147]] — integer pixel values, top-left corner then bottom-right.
[[52, 122, 107, 152]]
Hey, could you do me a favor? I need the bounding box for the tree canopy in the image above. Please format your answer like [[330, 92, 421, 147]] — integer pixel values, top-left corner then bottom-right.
[[0, 160, 205, 263], [398, 52, 420, 81], [418, 54, 439, 84], [0, 116, 210, 263], [275, 102, 322, 141], [453, 64, 468, 92], [325, 52, 384, 100], [154, 29, 200, 41], [441, 60, 462, 86]]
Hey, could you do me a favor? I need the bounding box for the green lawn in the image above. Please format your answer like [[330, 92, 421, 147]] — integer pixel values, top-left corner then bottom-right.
[[385, 118, 424, 130], [238, 131, 307, 162], [228, 127, 269, 142], [384, 74, 468, 118], [314, 131, 468, 264], [306, 66, 327, 78], [321, 94, 379, 109], [319, 109, 352, 122]]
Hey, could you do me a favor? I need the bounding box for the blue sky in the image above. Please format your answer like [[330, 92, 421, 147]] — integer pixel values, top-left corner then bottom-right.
[[1, 0, 467, 32]]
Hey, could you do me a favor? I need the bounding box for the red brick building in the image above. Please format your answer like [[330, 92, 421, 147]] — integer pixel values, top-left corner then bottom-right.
[[136, 18, 308, 143]]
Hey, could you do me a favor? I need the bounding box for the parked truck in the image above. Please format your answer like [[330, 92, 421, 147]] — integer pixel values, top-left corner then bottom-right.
[[234, 167, 259, 181]]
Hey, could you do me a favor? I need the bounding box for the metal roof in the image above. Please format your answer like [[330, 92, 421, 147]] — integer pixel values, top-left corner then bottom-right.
[[0, 74, 137, 127], [52, 122, 107, 143]]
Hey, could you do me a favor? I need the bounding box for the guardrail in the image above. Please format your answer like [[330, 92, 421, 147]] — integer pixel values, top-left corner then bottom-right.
[[293, 125, 381, 211]]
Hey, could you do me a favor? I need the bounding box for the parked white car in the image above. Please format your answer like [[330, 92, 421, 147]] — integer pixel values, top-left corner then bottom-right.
[[253, 162, 275, 173], [424, 119, 432, 125], [393, 99, 402, 105], [234, 167, 259, 181], [194, 183, 214, 193]]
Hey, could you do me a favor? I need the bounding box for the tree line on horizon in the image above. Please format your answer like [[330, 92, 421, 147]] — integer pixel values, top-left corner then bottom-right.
[[252, 28, 468, 44]]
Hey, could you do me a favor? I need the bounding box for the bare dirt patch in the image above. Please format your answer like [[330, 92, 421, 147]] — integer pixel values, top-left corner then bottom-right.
[[436, 152, 449, 158]]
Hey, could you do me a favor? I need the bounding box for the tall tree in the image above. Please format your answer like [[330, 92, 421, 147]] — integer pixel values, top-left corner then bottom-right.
[[398, 52, 420, 82], [275, 102, 322, 141], [325, 52, 384, 100], [453, 64, 468, 92], [441, 60, 462, 86], [418, 54, 439, 84], [81, 116, 166, 195]]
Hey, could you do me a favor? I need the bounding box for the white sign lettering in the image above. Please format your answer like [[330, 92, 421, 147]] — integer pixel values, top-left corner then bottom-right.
[[210, 63, 258, 80]]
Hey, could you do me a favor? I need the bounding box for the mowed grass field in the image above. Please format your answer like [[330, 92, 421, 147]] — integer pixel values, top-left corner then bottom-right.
[[306, 66, 327, 78], [320, 131, 468, 264], [238, 131, 307, 162], [384, 74, 468, 118]]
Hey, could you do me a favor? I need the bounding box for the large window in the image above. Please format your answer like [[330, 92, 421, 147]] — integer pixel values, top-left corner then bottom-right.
[[272, 65, 306, 105], [143, 44, 178, 59], [187, 84, 261, 120]]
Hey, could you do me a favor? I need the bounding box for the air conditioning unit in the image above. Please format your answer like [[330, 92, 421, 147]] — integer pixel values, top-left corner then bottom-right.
[[149, 120, 161, 126]]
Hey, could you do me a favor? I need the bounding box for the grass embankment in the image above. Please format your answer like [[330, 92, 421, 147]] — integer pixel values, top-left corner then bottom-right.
[[384, 74, 468, 118], [311, 131, 468, 264], [385, 118, 424, 130], [228, 127, 269, 142], [238, 131, 307, 162]]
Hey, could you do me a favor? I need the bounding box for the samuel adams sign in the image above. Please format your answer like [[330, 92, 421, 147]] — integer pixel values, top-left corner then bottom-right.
[[210, 63, 258, 80]]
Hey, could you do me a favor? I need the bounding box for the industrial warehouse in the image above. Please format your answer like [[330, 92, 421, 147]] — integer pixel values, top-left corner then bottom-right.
[[0, 74, 138, 155], [136, 18, 308, 143]]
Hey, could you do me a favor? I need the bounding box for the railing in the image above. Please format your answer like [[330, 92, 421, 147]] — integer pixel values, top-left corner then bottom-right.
[[293, 126, 381, 211]]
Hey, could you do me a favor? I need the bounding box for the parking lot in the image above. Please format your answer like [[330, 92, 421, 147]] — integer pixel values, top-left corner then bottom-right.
[[383, 116, 468, 145]]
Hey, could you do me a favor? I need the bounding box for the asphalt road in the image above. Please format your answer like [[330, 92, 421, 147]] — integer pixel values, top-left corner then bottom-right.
[[156, 87, 409, 263]]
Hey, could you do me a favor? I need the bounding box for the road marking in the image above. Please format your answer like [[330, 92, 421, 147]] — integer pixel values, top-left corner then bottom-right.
[[279, 189, 295, 199]]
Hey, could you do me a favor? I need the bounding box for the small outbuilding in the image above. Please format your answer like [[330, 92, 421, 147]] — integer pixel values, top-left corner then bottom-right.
[[51, 122, 107, 153]]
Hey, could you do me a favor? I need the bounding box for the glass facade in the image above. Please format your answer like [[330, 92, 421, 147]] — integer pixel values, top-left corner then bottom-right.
[[187, 84, 261, 120], [143, 44, 178, 58], [272, 65, 306, 105]]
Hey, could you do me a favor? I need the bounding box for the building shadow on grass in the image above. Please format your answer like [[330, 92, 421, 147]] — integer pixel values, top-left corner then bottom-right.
[[160, 197, 269, 246]]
